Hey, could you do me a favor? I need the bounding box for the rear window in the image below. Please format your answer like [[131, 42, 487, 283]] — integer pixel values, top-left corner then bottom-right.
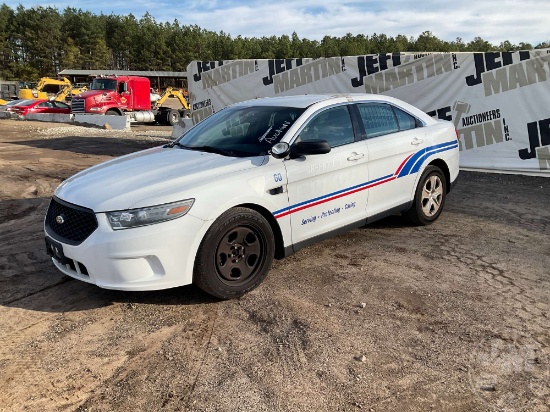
[[357, 103, 421, 138], [393, 106, 419, 131], [357, 103, 399, 138]]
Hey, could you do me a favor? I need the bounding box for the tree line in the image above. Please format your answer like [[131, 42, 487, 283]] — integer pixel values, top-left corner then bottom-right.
[[0, 4, 548, 81]]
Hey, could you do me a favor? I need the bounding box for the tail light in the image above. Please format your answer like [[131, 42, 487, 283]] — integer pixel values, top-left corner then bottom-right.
[[455, 128, 459, 140]]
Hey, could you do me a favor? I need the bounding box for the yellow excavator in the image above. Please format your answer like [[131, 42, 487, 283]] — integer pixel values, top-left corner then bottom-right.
[[153, 86, 190, 110], [19, 77, 87, 101], [152, 86, 190, 125]]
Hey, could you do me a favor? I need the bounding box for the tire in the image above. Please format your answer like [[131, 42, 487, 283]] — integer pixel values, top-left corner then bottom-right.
[[194, 207, 275, 299], [167, 109, 180, 126], [404, 165, 446, 226], [105, 109, 119, 116]]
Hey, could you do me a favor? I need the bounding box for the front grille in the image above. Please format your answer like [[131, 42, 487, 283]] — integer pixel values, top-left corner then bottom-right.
[[45, 197, 98, 245], [71, 98, 85, 113]]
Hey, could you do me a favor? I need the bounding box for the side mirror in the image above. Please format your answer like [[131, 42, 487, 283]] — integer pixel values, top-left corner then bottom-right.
[[270, 139, 331, 159], [290, 139, 331, 158]]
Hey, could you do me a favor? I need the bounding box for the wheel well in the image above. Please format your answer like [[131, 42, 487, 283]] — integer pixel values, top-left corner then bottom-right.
[[238, 203, 285, 260], [105, 108, 123, 115], [428, 159, 451, 193]]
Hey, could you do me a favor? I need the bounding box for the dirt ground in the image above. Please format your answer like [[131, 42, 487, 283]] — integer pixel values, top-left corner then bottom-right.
[[0, 118, 548, 412]]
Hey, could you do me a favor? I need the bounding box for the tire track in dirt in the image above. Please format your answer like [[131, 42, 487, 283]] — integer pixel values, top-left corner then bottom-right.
[[75, 303, 220, 411], [438, 224, 549, 346], [317, 213, 550, 412], [0, 202, 66, 305], [432, 216, 550, 412], [0, 278, 221, 411]]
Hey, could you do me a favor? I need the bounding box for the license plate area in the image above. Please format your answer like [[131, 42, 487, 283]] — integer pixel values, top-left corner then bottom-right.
[[45, 236, 70, 265]]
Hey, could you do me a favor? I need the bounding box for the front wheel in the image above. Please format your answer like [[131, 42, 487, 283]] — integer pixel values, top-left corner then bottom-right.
[[194, 207, 275, 299], [105, 109, 120, 116], [404, 165, 446, 225]]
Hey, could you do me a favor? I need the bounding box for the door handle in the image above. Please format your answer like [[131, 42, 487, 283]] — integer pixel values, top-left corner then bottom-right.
[[347, 152, 365, 161], [411, 138, 424, 145]]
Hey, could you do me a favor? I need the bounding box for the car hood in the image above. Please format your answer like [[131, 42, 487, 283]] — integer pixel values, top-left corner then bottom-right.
[[55, 146, 265, 212]]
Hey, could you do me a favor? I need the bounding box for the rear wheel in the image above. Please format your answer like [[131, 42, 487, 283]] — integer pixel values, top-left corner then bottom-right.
[[167, 109, 180, 125], [194, 207, 275, 299], [404, 165, 446, 225]]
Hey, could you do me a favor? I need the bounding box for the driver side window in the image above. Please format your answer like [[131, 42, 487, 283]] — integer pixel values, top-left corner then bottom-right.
[[300, 106, 355, 148]]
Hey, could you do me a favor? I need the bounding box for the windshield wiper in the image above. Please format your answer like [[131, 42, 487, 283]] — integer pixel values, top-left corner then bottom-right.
[[164, 141, 187, 149], [166, 142, 254, 157], [182, 145, 235, 156]]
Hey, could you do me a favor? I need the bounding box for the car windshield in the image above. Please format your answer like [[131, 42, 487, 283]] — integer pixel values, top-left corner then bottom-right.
[[174, 105, 305, 157], [91, 79, 117, 91], [10, 99, 33, 106]]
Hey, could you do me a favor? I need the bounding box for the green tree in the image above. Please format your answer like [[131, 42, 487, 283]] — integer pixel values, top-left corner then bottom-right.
[[276, 34, 292, 58], [0, 4, 14, 78], [466, 36, 493, 52], [10, 6, 68, 77], [517, 42, 533, 50], [414, 31, 444, 52], [62, 7, 109, 70], [104, 14, 139, 70], [321, 35, 339, 57], [257, 36, 278, 59], [450, 37, 467, 52], [393, 34, 410, 52], [340, 33, 366, 56]]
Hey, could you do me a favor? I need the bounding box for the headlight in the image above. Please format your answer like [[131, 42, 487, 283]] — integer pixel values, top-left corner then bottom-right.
[[106, 199, 194, 230]]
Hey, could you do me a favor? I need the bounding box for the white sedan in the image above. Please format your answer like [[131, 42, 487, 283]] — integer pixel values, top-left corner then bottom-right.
[[44, 94, 459, 299]]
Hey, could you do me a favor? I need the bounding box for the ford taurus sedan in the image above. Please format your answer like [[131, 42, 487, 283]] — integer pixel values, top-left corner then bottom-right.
[[44, 94, 459, 299]]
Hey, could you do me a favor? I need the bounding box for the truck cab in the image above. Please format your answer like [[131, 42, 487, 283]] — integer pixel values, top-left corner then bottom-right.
[[71, 75, 151, 115]]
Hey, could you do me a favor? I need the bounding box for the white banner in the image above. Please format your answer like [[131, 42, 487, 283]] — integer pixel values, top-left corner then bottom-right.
[[187, 50, 550, 175]]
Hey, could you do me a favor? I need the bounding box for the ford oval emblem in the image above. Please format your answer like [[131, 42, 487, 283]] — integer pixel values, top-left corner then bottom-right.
[[55, 215, 65, 224]]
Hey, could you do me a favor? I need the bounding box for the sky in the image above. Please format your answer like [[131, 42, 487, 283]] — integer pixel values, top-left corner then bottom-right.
[[5, 0, 549, 46]]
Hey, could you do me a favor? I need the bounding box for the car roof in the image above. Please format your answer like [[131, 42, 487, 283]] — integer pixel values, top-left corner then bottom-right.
[[231, 93, 408, 108], [23, 99, 49, 106], [232, 95, 338, 108], [229, 93, 435, 124]]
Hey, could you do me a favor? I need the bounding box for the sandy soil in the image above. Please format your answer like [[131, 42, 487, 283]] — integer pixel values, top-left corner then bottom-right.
[[0, 118, 548, 412]]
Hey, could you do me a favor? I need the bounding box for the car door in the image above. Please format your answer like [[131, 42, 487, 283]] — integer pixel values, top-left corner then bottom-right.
[[51, 101, 69, 113], [354, 103, 428, 217], [35, 101, 50, 113], [282, 104, 370, 248]]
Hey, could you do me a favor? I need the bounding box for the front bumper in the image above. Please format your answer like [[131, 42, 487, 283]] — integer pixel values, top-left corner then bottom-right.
[[45, 212, 208, 291]]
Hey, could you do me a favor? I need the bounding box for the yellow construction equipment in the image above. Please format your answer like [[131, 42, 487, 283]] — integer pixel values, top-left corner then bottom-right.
[[153, 86, 190, 110], [19, 77, 87, 101], [149, 86, 190, 125]]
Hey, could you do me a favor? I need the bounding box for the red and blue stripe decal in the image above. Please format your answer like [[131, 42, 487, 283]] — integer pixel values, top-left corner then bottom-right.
[[273, 140, 458, 220]]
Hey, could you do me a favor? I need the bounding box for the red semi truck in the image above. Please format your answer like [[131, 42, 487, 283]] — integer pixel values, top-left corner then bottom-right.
[[70, 75, 189, 125]]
